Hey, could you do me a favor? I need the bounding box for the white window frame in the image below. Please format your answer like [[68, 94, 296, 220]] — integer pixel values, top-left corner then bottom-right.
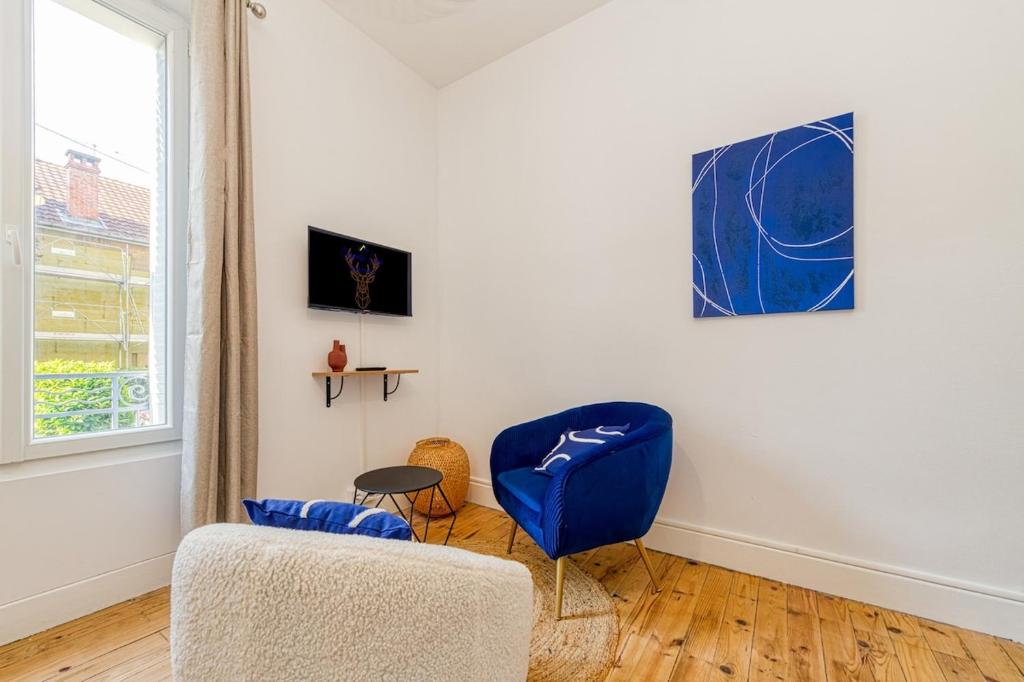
[[0, 0, 188, 463]]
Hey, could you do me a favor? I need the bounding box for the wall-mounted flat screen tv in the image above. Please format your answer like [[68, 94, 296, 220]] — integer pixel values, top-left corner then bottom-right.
[[308, 226, 412, 317]]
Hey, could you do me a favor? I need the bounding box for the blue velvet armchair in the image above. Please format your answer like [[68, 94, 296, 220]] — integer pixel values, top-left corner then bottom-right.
[[490, 401, 673, 618]]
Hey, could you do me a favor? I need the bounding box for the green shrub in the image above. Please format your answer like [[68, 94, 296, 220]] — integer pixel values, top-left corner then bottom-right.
[[34, 359, 138, 437]]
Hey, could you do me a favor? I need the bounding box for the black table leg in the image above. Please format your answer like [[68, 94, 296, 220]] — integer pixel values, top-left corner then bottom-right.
[[403, 491, 421, 541], [423, 486, 436, 543], [387, 493, 421, 542], [434, 484, 457, 546]]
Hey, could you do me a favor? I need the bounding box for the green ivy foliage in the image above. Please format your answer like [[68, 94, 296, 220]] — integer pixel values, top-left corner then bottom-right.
[[34, 359, 138, 437]]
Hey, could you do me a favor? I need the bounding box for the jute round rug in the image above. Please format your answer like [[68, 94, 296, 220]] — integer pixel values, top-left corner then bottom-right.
[[457, 536, 618, 681]]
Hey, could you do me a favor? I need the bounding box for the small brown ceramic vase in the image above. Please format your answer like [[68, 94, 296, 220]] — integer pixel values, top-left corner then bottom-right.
[[327, 340, 348, 372]]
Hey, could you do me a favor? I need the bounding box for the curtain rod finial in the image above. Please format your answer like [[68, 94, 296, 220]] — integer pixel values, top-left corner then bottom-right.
[[246, 1, 267, 19]]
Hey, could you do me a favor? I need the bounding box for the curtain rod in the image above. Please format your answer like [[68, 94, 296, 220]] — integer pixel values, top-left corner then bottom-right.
[[246, 0, 267, 19]]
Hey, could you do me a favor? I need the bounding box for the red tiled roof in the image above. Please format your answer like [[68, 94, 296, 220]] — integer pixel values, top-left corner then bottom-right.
[[34, 159, 150, 244]]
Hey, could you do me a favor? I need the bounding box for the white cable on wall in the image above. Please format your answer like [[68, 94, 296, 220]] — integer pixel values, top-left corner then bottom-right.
[[358, 313, 368, 472]]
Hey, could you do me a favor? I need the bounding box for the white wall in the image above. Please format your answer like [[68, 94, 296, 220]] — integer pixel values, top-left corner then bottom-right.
[[248, 0, 439, 502], [0, 448, 181, 645], [0, 0, 438, 645], [437, 0, 1024, 638]]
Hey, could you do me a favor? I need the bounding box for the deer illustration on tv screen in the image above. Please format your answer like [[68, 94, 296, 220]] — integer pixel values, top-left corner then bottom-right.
[[345, 247, 382, 311]]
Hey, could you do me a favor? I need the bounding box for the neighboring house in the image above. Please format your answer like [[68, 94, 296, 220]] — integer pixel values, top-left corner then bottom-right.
[[33, 150, 151, 369]]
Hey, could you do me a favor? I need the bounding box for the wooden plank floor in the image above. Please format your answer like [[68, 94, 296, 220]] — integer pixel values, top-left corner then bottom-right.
[[2, 502, 1021, 681]]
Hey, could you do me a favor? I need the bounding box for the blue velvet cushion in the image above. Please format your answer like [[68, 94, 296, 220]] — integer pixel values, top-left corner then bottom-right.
[[494, 467, 548, 549], [242, 498, 412, 541], [497, 467, 550, 514], [533, 424, 630, 476]]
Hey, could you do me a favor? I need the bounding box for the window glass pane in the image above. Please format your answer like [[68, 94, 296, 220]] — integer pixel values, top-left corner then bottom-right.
[[32, 0, 168, 440]]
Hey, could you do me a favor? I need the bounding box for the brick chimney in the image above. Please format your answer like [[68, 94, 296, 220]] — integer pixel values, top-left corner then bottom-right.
[[65, 150, 101, 220]]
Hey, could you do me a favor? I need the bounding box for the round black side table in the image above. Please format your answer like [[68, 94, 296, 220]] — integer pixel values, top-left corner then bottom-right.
[[352, 465, 456, 545]]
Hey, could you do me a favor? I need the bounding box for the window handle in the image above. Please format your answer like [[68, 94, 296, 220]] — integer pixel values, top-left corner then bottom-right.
[[5, 226, 22, 266]]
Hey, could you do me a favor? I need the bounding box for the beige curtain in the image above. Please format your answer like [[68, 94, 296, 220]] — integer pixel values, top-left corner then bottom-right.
[[182, 0, 258, 533]]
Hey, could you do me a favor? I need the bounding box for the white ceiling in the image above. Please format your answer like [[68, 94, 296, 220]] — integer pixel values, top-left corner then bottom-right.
[[322, 0, 615, 87]]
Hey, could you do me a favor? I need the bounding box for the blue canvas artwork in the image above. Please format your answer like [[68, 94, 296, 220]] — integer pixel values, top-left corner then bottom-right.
[[691, 112, 854, 317]]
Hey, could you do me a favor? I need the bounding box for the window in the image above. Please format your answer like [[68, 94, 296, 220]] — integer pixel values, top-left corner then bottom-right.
[[1, 0, 187, 461]]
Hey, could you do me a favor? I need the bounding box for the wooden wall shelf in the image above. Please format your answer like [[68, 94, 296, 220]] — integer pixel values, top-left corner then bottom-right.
[[312, 369, 419, 406]]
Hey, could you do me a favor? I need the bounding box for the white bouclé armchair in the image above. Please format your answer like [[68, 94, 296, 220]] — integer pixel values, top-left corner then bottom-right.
[[171, 524, 533, 681]]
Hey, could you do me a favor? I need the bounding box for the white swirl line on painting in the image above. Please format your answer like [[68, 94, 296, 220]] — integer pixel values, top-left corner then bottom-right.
[[692, 254, 708, 317], [803, 123, 853, 152], [756, 134, 775, 314], [691, 282, 736, 316], [747, 136, 774, 210], [759, 134, 775, 222], [742, 126, 853, 262], [747, 127, 853, 196], [692, 144, 733, 192], [769, 224, 853, 249], [816, 118, 854, 148], [808, 269, 854, 311], [744, 189, 853, 262], [711, 149, 736, 313]]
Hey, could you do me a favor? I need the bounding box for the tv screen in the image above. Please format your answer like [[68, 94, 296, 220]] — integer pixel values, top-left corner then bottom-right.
[[308, 227, 412, 316]]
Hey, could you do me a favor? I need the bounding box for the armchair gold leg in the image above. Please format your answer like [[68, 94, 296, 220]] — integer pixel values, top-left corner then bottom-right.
[[634, 539, 661, 593], [506, 522, 518, 554], [555, 556, 566, 620]]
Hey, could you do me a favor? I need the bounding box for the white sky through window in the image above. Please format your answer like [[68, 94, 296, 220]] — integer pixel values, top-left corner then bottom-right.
[[34, 0, 162, 186]]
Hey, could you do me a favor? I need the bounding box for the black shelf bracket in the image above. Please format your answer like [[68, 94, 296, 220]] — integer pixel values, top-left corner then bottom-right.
[[383, 374, 401, 402], [323, 373, 407, 407], [325, 376, 345, 407]]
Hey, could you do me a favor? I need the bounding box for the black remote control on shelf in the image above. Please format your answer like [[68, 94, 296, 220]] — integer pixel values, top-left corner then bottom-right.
[[356, 366, 386, 371]]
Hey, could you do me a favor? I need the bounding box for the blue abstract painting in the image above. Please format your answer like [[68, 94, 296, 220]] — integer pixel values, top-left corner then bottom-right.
[[691, 113, 854, 317]]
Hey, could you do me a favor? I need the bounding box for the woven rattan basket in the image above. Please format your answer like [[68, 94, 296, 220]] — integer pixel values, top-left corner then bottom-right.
[[407, 437, 469, 517]]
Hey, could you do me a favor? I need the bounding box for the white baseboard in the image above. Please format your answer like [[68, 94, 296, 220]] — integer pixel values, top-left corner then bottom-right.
[[467, 477, 1024, 641], [467, 476, 499, 508], [0, 552, 175, 646]]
